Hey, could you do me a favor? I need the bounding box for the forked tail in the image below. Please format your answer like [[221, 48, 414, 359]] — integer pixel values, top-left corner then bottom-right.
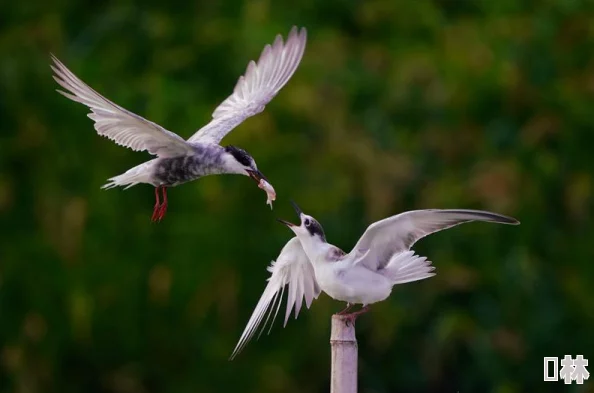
[[101, 161, 154, 190], [380, 251, 435, 285]]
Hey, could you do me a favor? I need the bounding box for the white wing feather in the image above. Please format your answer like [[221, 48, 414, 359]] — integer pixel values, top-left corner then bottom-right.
[[230, 237, 320, 359], [351, 209, 519, 271], [51, 55, 193, 157], [187, 26, 307, 144]]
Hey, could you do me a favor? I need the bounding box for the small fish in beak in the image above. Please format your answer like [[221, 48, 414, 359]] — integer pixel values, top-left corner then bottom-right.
[[247, 169, 276, 209], [258, 179, 276, 209]]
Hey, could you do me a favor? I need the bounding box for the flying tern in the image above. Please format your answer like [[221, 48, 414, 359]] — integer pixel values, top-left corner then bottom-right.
[[51, 26, 307, 221], [231, 201, 519, 358]]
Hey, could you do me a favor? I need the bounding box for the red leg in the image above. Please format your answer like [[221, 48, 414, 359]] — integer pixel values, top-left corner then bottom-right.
[[337, 303, 353, 315], [341, 305, 370, 326], [151, 186, 161, 222], [157, 186, 168, 221]]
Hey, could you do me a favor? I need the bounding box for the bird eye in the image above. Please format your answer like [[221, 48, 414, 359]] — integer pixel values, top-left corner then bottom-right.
[[304, 219, 311, 227]]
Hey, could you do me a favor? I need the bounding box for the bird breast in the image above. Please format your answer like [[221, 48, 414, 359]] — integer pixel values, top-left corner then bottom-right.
[[314, 262, 393, 305], [153, 145, 226, 186]]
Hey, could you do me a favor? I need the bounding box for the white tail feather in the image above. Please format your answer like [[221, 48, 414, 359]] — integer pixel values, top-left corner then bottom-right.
[[381, 251, 436, 285], [101, 161, 155, 190]]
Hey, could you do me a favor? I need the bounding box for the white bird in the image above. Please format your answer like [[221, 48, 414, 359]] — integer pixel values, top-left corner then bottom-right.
[[51, 27, 307, 221], [231, 201, 519, 358]]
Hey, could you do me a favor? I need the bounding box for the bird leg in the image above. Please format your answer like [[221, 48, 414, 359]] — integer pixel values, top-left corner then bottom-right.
[[157, 187, 168, 221], [151, 186, 169, 222], [336, 303, 353, 315], [341, 305, 370, 327], [151, 186, 161, 222]]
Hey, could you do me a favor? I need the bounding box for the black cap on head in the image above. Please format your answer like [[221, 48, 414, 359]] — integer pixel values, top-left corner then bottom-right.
[[224, 145, 252, 167], [304, 216, 326, 241], [277, 200, 326, 242]]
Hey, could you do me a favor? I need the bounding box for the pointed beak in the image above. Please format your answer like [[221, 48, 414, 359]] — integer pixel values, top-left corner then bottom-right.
[[246, 169, 268, 184], [277, 200, 304, 228], [276, 218, 296, 227], [290, 200, 303, 217]]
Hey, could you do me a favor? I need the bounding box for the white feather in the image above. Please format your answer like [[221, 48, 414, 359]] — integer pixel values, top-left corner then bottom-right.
[[351, 209, 519, 270], [188, 26, 307, 144], [230, 237, 319, 359], [51, 55, 193, 158]]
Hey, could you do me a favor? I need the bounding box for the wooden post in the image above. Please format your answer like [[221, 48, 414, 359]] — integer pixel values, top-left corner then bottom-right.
[[330, 314, 358, 393]]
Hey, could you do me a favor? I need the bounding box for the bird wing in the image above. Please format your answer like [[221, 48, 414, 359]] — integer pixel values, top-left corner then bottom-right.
[[230, 237, 320, 359], [51, 55, 193, 158], [350, 209, 519, 271], [187, 26, 307, 145]]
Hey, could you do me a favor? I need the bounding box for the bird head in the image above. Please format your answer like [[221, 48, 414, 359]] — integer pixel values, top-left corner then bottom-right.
[[277, 201, 327, 244], [223, 145, 268, 184]]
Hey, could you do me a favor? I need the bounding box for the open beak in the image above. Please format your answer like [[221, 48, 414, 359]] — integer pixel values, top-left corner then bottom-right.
[[246, 169, 268, 184], [290, 200, 303, 217], [276, 200, 304, 228], [276, 218, 296, 227]]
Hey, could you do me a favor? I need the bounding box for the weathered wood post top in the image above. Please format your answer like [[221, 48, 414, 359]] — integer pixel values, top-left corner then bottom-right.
[[330, 314, 358, 393]]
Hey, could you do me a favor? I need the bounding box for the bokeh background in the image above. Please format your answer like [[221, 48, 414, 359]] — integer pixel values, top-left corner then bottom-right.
[[1, 1, 593, 392]]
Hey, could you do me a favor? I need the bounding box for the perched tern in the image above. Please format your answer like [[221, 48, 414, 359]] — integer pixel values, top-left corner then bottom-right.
[[51, 27, 308, 221], [231, 201, 519, 358]]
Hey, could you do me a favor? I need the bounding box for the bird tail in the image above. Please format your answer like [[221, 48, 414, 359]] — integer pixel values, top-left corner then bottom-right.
[[381, 251, 435, 285], [101, 161, 155, 190]]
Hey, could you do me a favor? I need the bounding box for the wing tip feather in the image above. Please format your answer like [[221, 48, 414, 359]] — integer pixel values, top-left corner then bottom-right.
[[444, 209, 520, 225]]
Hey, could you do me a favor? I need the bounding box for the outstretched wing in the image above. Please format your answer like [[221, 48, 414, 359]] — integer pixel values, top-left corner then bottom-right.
[[350, 209, 519, 271], [187, 26, 307, 145], [230, 237, 320, 359], [51, 55, 193, 157]]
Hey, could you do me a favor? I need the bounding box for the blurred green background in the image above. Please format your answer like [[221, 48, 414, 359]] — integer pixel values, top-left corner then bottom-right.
[[1, 0, 593, 392]]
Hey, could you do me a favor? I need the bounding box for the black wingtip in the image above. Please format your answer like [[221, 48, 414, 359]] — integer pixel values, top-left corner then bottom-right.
[[486, 212, 520, 225], [442, 209, 520, 225], [479, 211, 520, 225]]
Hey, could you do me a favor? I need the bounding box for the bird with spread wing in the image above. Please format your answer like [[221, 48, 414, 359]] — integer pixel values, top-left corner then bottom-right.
[[51, 27, 307, 221], [231, 201, 519, 359]]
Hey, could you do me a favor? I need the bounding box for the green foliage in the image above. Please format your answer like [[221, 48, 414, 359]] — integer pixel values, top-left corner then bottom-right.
[[1, 1, 593, 392]]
